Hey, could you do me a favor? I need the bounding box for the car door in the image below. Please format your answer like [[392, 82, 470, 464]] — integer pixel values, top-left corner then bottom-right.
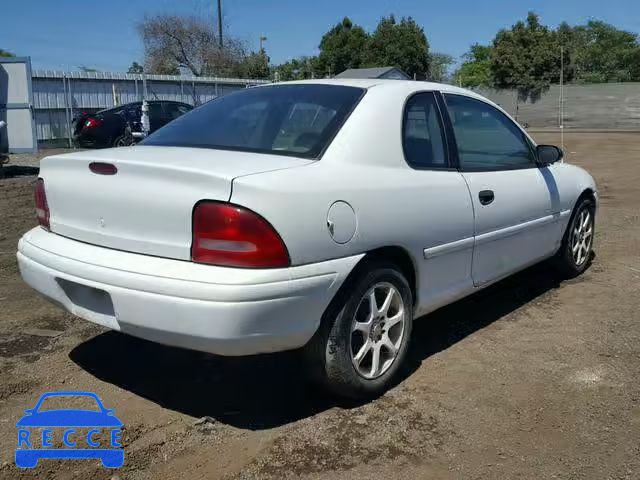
[[121, 103, 142, 132], [441, 93, 562, 287], [148, 102, 164, 132], [402, 92, 475, 312]]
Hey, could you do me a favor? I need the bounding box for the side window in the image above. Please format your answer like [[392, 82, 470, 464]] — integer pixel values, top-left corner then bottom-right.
[[444, 94, 535, 170], [163, 103, 192, 120], [123, 105, 141, 122], [402, 93, 448, 168], [148, 103, 163, 120]]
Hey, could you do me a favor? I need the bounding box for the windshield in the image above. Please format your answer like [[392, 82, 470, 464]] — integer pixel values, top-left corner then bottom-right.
[[141, 84, 365, 159]]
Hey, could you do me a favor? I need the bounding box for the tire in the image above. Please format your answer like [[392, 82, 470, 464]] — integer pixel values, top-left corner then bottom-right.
[[112, 134, 132, 148], [304, 260, 414, 399], [554, 197, 595, 278]]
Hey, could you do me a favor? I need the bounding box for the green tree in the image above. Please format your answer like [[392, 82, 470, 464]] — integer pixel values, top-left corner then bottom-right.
[[127, 61, 144, 73], [0, 49, 14, 58], [428, 52, 454, 82], [491, 12, 560, 102], [629, 48, 640, 81], [573, 21, 639, 82], [555, 22, 579, 83], [239, 49, 270, 79], [454, 44, 493, 87], [273, 56, 318, 81], [316, 17, 368, 77], [364, 15, 430, 79]]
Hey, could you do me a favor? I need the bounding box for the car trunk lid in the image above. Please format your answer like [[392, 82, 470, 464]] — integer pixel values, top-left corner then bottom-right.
[[40, 146, 311, 260]]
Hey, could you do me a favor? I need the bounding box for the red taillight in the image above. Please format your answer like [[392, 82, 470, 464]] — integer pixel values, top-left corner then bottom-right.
[[34, 178, 50, 230], [191, 201, 290, 268], [84, 117, 102, 129]]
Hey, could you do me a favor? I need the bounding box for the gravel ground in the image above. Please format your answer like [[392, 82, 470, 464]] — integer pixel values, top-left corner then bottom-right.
[[0, 132, 639, 479], [0, 149, 77, 179], [2, 149, 78, 168]]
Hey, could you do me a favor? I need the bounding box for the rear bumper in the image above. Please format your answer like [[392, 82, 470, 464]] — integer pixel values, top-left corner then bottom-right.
[[17, 227, 362, 355], [73, 133, 109, 148]]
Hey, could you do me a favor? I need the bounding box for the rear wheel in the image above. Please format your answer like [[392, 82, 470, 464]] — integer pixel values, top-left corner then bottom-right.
[[555, 197, 595, 277], [304, 261, 413, 399], [113, 133, 133, 147]]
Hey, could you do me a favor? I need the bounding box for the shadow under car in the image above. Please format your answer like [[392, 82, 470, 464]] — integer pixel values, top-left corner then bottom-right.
[[69, 259, 583, 430]]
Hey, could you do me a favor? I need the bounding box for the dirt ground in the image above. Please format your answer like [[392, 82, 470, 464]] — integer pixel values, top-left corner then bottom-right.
[[1, 132, 639, 479]]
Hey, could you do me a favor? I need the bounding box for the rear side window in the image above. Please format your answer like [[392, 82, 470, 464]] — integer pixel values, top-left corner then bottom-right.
[[402, 92, 448, 168], [443, 94, 535, 170], [148, 103, 163, 120], [122, 105, 141, 121], [142, 85, 364, 159]]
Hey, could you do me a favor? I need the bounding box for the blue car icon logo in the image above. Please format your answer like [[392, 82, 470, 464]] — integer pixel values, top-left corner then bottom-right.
[[16, 391, 124, 468]]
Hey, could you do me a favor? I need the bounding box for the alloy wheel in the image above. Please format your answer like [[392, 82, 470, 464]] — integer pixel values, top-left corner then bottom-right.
[[350, 282, 406, 380], [571, 209, 593, 266]]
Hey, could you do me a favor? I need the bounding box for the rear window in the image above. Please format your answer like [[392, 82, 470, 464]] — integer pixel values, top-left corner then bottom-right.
[[141, 84, 365, 159]]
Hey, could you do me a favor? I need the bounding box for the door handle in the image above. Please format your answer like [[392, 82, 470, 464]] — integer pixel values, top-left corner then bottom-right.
[[478, 190, 495, 205]]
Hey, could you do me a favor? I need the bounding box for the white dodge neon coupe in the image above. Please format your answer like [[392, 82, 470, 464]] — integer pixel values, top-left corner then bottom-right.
[[18, 79, 596, 398]]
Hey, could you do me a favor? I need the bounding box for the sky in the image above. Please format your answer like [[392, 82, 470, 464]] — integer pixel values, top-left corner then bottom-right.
[[3, 0, 640, 72]]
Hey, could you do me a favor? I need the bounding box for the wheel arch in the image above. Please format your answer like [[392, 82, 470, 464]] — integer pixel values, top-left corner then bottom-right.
[[353, 246, 418, 306], [560, 186, 597, 249], [571, 187, 597, 220], [578, 187, 596, 206], [319, 246, 419, 322]]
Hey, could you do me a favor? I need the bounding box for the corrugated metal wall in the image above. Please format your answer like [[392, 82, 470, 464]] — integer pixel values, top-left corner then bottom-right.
[[32, 71, 640, 141], [32, 70, 269, 142]]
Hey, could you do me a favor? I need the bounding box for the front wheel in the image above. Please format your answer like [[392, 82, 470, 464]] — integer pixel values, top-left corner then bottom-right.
[[555, 197, 595, 278], [304, 261, 413, 399]]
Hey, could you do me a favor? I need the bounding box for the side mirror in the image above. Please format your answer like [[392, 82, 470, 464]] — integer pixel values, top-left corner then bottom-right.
[[536, 145, 563, 165]]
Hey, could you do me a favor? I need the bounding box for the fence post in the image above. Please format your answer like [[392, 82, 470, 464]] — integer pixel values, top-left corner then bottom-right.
[[62, 74, 72, 148], [142, 73, 148, 100], [67, 75, 74, 148]]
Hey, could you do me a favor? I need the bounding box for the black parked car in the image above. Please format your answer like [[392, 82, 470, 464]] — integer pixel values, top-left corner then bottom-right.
[[73, 100, 193, 148]]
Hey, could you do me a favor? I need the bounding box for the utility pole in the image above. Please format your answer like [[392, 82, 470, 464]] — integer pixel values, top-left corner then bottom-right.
[[559, 46, 564, 151], [217, 0, 223, 48], [259, 35, 267, 52]]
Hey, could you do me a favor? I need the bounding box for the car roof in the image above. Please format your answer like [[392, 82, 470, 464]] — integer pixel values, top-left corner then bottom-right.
[[271, 79, 514, 127], [97, 100, 190, 114], [276, 78, 474, 95]]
